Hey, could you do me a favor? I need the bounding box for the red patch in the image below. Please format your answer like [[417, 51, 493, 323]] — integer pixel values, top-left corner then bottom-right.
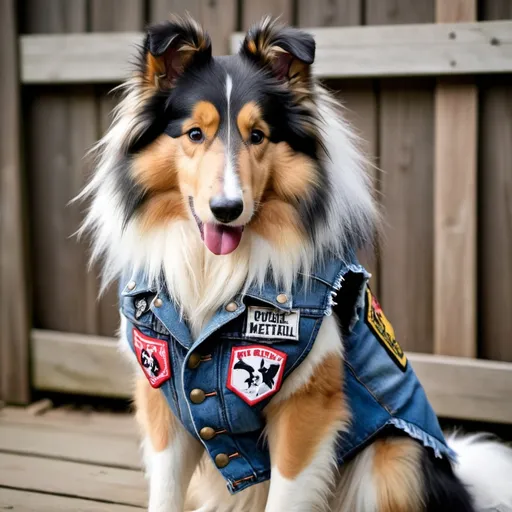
[[133, 328, 171, 388], [227, 345, 287, 405]]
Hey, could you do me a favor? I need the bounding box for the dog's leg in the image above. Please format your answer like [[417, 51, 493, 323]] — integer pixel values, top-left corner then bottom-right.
[[135, 378, 203, 512], [263, 316, 349, 512]]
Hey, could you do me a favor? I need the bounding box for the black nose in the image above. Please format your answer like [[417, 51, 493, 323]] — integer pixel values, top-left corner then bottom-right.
[[209, 196, 244, 223]]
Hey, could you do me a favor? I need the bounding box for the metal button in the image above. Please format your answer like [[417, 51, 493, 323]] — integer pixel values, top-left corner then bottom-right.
[[153, 298, 163, 308], [276, 293, 288, 304], [190, 389, 206, 404], [215, 453, 230, 468], [199, 427, 216, 441], [187, 353, 201, 369], [127, 280, 136, 290], [225, 302, 238, 312]]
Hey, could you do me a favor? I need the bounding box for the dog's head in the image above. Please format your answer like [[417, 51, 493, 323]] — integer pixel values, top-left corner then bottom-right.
[[120, 16, 324, 256]]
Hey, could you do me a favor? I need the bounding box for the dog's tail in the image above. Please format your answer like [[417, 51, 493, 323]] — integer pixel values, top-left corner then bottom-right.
[[447, 434, 512, 511]]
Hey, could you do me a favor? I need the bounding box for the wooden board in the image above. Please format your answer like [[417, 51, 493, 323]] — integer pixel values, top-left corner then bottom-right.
[[410, 353, 512, 424], [433, 0, 477, 357], [30, 329, 512, 423], [0, 413, 139, 469], [32, 330, 132, 398], [0, 453, 146, 507], [21, 21, 512, 83], [242, 0, 294, 28], [479, 0, 512, 362], [149, 0, 237, 55], [0, 0, 30, 403], [297, 0, 361, 26], [24, 3, 102, 335], [0, 488, 143, 512], [367, 1, 436, 354]]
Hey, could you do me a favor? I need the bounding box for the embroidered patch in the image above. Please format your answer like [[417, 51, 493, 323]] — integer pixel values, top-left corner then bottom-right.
[[133, 328, 171, 388], [365, 288, 407, 371], [245, 306, 300, 342], [227, 345, 287, 405]]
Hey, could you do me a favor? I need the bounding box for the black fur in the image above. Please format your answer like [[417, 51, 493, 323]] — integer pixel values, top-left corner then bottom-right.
[[421, 448, 475, 512]]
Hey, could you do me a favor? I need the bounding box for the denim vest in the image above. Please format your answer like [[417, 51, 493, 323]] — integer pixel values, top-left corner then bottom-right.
[[120, 256, 454, 494]]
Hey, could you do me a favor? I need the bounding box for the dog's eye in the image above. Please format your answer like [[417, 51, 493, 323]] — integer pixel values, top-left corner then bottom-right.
[[188, 128, 204, 143], [249, 129, 265, 145]]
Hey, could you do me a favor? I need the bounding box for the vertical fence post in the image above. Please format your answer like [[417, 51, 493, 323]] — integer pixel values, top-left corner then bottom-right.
[[434, 0, 477, 357], [0, 0, 30, 403]]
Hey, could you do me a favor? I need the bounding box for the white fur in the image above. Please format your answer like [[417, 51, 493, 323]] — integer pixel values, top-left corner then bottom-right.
[[142, 425, 203, 512], [265, 432, 341, 512], [223, 74, 241, 200], [447, 434, 512, 511], [332, 444, 378, 512]]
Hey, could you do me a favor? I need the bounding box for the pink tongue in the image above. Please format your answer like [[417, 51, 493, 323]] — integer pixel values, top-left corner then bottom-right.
[[204, 223, 243, 255]]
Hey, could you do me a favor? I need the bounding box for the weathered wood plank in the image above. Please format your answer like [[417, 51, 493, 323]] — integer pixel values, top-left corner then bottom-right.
[[0, 412, 140, 468], [0, 488, 143, 512], [368, 0, 436, 354], [0, 0, 30, 403], [24, 3, 101, 335], [32, 329, 131, 397], [0, 453, 146, 507], [479, 0, 512, 362], [31, 330, 512, 423], [21, 20, 512, 83], [0, 407, 135, 437], [242, 0, 293, 28], [410, 354, 512, 424], [149, 0, 237, 55], [298, 0, 361, 26], [433, 0, 477, 357]]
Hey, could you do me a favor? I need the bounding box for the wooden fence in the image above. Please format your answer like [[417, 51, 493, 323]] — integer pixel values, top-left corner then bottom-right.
[[1, 0, 511, 424]]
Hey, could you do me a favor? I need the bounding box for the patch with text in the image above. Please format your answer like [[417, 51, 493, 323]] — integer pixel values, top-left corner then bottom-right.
[[245, 306, 299, 342], [133, 328, 171, 388], [365, 288, 407, 371], [227, 345, 287, 405]]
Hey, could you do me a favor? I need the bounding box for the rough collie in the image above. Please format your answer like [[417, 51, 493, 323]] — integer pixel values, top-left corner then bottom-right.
[[79, 15, 512, 512]]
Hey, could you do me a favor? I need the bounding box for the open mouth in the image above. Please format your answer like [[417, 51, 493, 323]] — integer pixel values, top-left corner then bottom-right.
[[188, 197, 244, 256]]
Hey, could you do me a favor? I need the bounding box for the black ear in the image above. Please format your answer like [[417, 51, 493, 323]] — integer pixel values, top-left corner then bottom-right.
[[142, 16, 211, 89], [240, 17, 315, 88]]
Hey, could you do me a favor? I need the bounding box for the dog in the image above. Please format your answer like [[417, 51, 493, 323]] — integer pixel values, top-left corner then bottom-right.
[[79, 15, 512, 512]]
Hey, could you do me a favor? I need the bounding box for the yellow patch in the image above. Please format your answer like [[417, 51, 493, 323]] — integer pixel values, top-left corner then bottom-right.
[[365, 288, 407, 371]]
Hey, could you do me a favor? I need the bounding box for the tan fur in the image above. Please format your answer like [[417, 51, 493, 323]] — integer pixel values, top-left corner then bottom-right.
[[236, 102, 270, 140], [134, 377, 174, 452], [372, 438, 424, 512], [265, 355, 348, 479], [251, 196, 304, 249], [182, 101, 220, 142], [132, 135, 178, 192], [270, 142, 318, 201]]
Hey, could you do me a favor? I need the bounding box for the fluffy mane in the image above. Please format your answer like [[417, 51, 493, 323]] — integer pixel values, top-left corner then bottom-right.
[[77, 38, 377, 331]]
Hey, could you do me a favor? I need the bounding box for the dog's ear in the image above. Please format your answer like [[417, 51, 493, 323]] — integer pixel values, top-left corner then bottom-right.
[[240, 17, 315, 91], [141, 16, 212, 90]]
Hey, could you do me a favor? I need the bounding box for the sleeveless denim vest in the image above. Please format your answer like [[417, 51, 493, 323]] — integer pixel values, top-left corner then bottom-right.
[[120, 256, 454, 494]]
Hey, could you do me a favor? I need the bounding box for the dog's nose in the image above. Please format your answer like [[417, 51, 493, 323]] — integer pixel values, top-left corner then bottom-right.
[[209, 196, 243, 223]]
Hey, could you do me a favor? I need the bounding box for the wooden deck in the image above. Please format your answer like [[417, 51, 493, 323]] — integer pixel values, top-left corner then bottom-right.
[[0, 404, 146, 511]]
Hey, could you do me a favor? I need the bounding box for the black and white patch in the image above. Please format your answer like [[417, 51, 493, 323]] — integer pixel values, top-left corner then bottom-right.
[[227, 345, 287, 405], [245, 306, 300, 341]]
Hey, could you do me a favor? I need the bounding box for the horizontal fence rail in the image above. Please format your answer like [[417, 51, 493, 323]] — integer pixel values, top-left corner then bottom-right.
[[32, 329, 512, 424], [20, 20, 512, 84]]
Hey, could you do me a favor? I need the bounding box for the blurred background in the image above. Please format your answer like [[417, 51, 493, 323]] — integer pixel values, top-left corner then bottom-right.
[[1, 0, 511, 454]]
